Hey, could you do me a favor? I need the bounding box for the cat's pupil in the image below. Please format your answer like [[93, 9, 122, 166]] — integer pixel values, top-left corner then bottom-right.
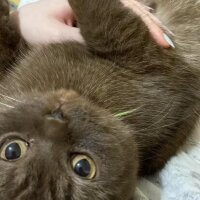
[[5, 143, 21, 160], [74, 159, 91, 177]]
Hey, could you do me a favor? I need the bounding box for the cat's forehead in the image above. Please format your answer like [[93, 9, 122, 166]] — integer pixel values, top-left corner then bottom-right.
[[0, 90, 122, 146], [0, 90, 87, 128], [0, 101, 92, 135]]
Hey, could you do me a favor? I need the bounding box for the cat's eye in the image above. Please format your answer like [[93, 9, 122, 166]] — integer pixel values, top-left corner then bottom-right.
[[0, 140, 28, 161], [71, 155, 96, 179]]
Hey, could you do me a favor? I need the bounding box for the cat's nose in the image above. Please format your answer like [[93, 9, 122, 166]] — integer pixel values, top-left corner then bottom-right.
[[44, 109, 69, 139]]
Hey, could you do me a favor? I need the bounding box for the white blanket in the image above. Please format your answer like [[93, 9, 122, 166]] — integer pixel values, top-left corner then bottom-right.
[[136, 120, 200, 200]]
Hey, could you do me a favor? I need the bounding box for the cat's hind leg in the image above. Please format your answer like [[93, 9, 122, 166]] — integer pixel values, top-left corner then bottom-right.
[[0, 0, 21, 77]]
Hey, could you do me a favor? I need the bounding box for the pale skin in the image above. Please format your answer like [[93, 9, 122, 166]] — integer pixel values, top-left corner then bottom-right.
[[10, 0, 84, 44], [10, 0, 174, 48]]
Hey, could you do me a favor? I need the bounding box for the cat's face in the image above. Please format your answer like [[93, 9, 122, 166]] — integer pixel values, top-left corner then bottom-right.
[[0, 89, 138, 200]]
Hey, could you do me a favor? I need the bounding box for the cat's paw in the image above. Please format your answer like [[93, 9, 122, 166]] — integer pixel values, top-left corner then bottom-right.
[[68, 0, 90, 15], [68, 0, 114, 18]]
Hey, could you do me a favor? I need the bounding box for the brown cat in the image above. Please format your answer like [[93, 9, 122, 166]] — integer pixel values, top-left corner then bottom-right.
[[0, 0, 199, 199]]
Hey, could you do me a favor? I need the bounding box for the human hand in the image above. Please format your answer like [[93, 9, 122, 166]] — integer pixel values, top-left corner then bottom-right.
[[10, 0, 84, 44], [10, 0, 174, 48]]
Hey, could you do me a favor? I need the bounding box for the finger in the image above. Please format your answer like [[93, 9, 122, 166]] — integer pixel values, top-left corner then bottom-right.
[[43, 21, 84, 44], [60, 28, 84, 43], [139, 12, 174, 48], [64, 15, 76, 27], [121, 0, 175, 48], [148, 21, 173, 49]]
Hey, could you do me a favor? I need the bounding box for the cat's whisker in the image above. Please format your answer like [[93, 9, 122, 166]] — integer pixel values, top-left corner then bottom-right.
[[186, 139, 200, 146], [0, 102, 14, 109], [135, 98, 175, 133], [0, 94, 22, 103], [0, 84, 9, 91], [142, 112, 193, 133], [113, 106, 143, 119]]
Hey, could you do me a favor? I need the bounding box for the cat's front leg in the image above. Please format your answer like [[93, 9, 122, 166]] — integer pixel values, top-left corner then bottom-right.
[[0, 0, 21, 76], [69, 0, 165, 67]]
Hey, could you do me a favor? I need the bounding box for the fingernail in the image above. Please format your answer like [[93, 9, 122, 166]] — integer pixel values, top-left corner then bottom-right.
[[163, 33, 175, 48], [145, 5, 154, 11]]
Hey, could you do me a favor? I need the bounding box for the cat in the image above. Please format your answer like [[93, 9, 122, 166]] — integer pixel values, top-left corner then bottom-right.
[[0, 0, 199, 199]]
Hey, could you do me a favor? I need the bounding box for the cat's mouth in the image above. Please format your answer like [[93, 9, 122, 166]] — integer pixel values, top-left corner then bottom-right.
[[46, 107, 68, 123]]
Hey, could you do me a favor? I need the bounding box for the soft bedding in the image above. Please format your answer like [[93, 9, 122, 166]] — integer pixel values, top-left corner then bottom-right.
[[137, 122, 200, 200], [8, 1, 200, 199]]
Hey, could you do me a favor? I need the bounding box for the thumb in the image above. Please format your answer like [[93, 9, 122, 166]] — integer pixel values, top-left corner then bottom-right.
[[53, 22, 85, 44]]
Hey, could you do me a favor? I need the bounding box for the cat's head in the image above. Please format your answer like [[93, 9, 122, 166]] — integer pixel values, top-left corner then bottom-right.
[[0, 89, 138, 200]]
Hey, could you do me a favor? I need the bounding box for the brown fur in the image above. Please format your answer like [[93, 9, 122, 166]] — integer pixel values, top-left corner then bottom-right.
[[0, 0, 20, 77], [0, 0, 199, 199]]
